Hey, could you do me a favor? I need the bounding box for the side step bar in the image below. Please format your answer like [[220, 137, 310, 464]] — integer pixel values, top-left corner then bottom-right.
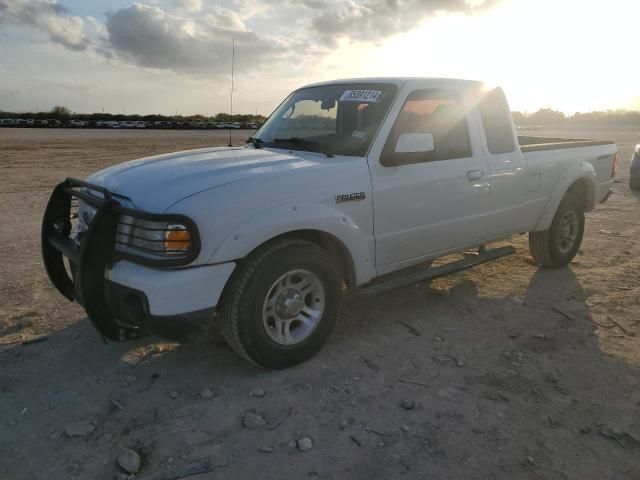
[[359, 246, 516, 296]]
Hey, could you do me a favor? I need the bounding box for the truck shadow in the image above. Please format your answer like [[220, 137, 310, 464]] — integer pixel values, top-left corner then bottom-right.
[[3, 265, 639, 479]]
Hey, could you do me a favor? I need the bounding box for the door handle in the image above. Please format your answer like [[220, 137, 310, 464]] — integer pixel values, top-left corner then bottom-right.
[[467, 170, 484, 182]]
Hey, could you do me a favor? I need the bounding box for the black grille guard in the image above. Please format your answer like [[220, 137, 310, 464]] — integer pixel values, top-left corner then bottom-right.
[[41, 178, 200, 341]]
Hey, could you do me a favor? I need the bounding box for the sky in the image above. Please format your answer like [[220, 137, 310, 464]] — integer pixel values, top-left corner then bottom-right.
[[0, 0, 638, 116]]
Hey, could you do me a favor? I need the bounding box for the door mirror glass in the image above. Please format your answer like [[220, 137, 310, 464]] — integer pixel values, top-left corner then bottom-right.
[[381, 132, 436, 166], [395, 133, 435, 153]]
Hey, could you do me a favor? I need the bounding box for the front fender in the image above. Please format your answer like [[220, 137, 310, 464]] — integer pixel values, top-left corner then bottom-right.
[[533, 161, 596, 231], [208, 202, 376, 285]]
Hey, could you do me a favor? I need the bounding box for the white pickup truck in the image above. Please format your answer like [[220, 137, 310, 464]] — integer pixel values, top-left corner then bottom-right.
[[42, 78, 618, 368]]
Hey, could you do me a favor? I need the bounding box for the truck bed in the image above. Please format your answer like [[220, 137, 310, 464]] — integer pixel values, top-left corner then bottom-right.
[[519, 135, 617, 214], [518, 136, 614, 153]]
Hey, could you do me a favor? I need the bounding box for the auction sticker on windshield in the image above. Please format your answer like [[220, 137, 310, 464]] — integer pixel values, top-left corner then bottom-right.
[[339, 90, 383, 103]]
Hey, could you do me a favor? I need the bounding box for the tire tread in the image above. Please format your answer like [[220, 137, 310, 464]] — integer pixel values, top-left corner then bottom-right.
[[529, 229, 554, 267]]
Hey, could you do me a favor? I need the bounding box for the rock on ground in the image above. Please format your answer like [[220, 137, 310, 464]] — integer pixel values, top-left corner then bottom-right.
[[64, 420, 96, 437], [200, 388, 214, 399], [249, 388, 266, 398], [242, 412, 266, 429], [118, 447, 141, 474], [297, 437, 313, 452]]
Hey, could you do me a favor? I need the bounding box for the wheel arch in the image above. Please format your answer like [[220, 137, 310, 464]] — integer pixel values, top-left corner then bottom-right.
[[249, 229, 358, 289], [532, 162, 596, 231], [566, 177, 595, 212]]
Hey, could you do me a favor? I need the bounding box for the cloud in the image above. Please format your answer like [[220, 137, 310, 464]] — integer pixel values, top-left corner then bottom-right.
[[173, 0, 203, 13], [288, 0, 328, 8], [304, 0, 498, 46], [102, 3, 285, 75], [0, 0, 503, 78], [0, 0, 89, 50]]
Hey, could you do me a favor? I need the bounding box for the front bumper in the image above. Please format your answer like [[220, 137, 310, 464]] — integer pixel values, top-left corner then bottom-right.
[[106, 260, 235, 340], [106, 281, 215, 341], [41, 178, 234, 341]]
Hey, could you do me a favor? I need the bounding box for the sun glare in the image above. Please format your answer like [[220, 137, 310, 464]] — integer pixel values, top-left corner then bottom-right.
[[323, 0, 639, 114]]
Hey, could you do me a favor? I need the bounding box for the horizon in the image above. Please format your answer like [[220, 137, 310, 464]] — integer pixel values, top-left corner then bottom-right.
[[2, 105, 640, 119], [1, 0, 637, 116]]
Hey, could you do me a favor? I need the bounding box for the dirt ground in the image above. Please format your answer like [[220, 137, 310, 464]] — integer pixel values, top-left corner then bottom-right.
[[1, 126, 639, 480]]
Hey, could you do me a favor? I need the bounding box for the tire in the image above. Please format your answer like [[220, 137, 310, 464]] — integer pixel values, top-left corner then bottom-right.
[[630, 175, 640, 191], [529, 193, 585, 268], [220, 238, 341, 369]]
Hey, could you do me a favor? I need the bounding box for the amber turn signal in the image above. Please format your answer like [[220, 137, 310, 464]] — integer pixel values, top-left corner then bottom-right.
[[164, 227, 191, 251]]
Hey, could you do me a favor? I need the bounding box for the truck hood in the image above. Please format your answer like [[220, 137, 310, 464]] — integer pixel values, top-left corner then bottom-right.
[[87, 146, 321, 212]]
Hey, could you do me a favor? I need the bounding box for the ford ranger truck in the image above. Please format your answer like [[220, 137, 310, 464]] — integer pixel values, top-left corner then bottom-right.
[[42, 78, 618, 368]]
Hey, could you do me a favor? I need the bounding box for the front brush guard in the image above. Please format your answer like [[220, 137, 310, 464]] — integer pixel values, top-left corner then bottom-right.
[[41, 178, 133, 341]]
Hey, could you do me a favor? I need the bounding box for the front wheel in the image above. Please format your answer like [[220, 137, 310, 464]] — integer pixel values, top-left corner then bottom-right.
[[529, 193, 585, 268], [220, 238, 341, 369]]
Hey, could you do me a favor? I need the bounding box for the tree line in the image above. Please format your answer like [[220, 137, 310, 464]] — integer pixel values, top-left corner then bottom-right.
[[0, 106, 267, 124], [512, 108, 640, 126]]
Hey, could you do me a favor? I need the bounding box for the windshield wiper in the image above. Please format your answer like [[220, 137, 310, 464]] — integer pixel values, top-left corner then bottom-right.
[[272, 138, 334, 158], [273, 137, 317, 149], [246, 137, 263, 149]]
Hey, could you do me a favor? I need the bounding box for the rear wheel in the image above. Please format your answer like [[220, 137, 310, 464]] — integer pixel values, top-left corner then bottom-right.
[[220, 238, 341, 369], [529, 193, 585, 268]]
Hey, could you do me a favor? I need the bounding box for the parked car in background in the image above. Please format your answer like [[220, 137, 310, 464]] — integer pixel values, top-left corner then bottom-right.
[[630, 139, 640, 190]]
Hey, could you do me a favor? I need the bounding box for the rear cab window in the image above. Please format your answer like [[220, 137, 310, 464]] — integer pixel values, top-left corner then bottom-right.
[[478, 87, 516, 155], [383, 89, 472, 163]]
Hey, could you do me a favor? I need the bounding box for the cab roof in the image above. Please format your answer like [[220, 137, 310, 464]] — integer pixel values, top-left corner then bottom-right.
[[301, 77, 485, 90]]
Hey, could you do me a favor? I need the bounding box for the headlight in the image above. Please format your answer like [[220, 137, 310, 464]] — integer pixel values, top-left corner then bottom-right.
[[64, 179, 200, 267], [116, 215, 197, 261]]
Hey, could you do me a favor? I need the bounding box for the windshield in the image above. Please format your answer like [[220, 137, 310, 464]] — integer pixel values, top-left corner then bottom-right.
[[253, 83, 398, 156]]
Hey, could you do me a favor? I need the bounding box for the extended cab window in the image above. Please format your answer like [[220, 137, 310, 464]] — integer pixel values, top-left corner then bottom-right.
[[478, 87, 516, 154], [385, 89, 472, 163]]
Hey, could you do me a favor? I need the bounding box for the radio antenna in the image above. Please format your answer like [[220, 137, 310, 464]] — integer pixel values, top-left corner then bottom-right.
[[228, 38, 235, 147]]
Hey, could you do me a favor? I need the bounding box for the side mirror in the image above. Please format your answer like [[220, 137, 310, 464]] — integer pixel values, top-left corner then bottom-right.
[[395, 133, 434, 153], [381, 133, 435, 167]]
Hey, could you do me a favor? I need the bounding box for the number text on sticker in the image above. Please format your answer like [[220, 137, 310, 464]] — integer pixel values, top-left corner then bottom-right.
[[339, 90, 383, 103]]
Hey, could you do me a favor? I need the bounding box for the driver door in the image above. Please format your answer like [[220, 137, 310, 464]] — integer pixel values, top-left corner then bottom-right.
[[369, 86, 491, 272]]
